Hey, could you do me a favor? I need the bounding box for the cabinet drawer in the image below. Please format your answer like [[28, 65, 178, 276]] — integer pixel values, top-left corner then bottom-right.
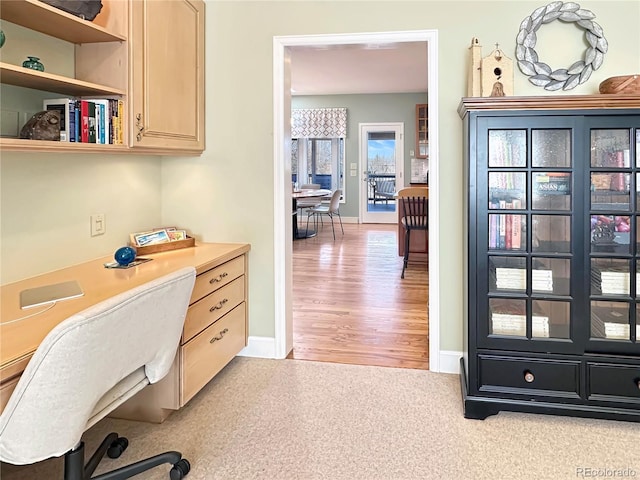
[[181, 303, 246, 405], [190, 255, 245, 303], [478, 355, 580, 397], [183, 276, 245, 342], [588, 363, 640, 403]]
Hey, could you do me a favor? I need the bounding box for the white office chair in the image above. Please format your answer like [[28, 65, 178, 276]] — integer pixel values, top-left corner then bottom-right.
[[0, 267, 196, 480]]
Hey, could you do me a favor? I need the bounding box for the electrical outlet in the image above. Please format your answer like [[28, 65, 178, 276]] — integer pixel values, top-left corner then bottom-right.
[[91, 213, 106, 237]]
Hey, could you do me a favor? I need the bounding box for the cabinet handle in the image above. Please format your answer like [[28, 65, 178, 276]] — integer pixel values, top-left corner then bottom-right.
[[136, 113, 144, 141], [209, 298, 229, 312], [209, 272, 228, 284], [210, 328, 229, 344], [635, 379, 640, 390], [524, 371, 535, 383]]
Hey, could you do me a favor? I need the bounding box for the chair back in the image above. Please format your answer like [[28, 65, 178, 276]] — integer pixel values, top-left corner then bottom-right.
[[300, 183, 321, 190], [400, 196, 429, 230], [0, 267, 196, 465], [328, 189, 342, 213]]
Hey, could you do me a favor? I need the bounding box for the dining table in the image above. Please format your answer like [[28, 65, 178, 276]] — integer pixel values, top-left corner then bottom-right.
[[292, 188, 332, 239]]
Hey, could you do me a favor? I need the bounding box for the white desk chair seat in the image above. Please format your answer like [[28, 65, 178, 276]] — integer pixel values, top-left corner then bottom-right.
[[0, 266, 196, 480]]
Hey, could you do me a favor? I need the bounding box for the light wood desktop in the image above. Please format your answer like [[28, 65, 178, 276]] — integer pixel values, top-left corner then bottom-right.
[[0, 242, 250, 418]]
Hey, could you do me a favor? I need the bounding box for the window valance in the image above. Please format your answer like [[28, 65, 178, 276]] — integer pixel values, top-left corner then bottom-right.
[[291, 108, 347, 138]]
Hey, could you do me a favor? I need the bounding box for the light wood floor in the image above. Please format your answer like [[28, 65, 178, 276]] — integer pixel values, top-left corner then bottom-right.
[[289, 222, 429, 370]]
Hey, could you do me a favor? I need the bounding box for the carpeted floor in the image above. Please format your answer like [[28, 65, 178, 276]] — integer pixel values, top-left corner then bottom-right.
[[2, 357, 639, 480]]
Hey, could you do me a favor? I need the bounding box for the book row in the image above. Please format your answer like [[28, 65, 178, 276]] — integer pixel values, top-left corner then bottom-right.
[[43, 98, 124, 145], [489, 214, 524, 250]]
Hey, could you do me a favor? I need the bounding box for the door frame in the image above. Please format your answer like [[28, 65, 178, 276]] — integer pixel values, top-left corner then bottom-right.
[[273, 30, 441, 371], [359, 122, 404, 224]]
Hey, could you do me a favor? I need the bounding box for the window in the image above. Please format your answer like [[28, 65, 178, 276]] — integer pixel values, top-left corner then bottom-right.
[[292, 138, 344, 194]]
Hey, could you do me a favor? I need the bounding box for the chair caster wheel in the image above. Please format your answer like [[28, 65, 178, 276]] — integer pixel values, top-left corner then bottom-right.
[[170, 458, 190, 479], [107, 437, 128, 458]]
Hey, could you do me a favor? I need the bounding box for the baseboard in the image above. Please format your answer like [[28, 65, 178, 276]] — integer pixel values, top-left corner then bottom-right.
[[238, 336, 277, 358], [438, 350, 462, 374]]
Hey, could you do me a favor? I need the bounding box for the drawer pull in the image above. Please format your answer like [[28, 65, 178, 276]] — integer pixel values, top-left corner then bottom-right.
[[524, 371, 535, 383], [210, 328, 229, 344], [636, 379, 640, 390], [209, 298, 229, 312], [209, 272, 229, 284]]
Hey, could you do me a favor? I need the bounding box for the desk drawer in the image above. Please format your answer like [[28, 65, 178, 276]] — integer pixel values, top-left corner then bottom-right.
[[181, 303, 246, 405], [588, 363, 640, 404], [190, 255, 245, 303], [183, 276, 245, 342], [478, 355, 580, 397]]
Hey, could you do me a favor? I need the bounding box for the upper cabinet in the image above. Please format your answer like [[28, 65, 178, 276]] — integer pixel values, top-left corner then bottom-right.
[[415, 104, 428, 159], [0, 0, 205, 155], [130, 0, 205, 152]]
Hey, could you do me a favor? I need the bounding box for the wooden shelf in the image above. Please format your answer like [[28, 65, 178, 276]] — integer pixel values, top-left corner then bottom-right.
[[0, 137, 129, 153], [0, 0, 125, 43], [0, 63, 125, 97]]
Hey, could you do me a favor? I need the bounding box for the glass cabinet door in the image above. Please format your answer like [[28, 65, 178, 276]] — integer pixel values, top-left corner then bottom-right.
[[589, 126, 639, 347], [483, 124, 573, 346]]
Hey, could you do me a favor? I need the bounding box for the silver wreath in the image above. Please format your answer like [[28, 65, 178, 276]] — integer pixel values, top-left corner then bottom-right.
[[515, 1, 608, 91]]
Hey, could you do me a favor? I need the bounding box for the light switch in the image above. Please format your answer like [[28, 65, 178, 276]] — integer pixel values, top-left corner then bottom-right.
[[350, 163, 357, 169], [91, 213, 106, 237]]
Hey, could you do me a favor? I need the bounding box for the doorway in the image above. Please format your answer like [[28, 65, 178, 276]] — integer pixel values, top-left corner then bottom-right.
[[273, 30, 441, 371], [359, 122, 404, 224]]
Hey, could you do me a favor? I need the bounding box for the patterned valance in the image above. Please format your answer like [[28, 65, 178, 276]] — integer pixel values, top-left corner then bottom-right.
[[291, 108, 347, 138]]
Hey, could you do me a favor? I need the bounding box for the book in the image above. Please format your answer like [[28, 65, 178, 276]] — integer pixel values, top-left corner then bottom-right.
[[43, 98, 73, 142], [93, 99, 111, 144], [68, 100, 76, 142], [88, 101, 96, 143], [80, 100, 90, 143]]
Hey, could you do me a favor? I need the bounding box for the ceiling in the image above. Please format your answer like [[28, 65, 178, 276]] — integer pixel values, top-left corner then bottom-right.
[[289, 42, 428, 96]]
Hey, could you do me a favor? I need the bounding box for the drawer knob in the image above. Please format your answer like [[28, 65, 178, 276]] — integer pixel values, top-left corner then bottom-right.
[[210, 328, 229, 344], [210, 272, 229, 284], [524, 371, 535, 383], [209, 298, 229, 312]]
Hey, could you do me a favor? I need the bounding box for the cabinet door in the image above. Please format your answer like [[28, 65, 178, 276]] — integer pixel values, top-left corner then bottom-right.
[[475, 116, 581, 354], [585, 117, 640, 356], [130, 0, 205, 152], [415, 104, 428, 158]]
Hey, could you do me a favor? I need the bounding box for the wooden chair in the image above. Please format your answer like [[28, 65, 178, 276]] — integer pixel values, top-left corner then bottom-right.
[[398, 188, 428, 278]]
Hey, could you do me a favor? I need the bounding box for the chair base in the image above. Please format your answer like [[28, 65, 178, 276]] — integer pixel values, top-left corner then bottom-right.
[[64, 432, 190, 480]]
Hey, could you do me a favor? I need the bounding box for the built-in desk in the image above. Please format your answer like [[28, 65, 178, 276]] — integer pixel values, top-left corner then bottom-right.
[[0, 242, 250, 420]]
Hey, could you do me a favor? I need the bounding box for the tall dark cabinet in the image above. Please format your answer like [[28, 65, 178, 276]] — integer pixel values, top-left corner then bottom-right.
[[460, 95, 640, 422]]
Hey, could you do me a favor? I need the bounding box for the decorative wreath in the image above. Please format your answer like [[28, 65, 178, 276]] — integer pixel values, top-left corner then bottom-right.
[[515, 1, 608, 91]]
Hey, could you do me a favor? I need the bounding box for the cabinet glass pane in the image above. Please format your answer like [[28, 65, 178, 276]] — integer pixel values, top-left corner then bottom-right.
[[533, 257, 570, 295], [591, 258, 630, 296], [635, 309, 640, 340], [489, 298, 526, 336], [591, 173, 630, 210], [489, 172, 526, 208], [488, 130, 526, 167], [591, 129, 631, 167], [532, 300, 570, 339], [591, 300, 629, 340], [590, 215, 631, 254], [637, 130, 640, 167], [532, 215, 570, 253], [532, 129, 571, 167], [489, 214, 526, 251], [489, 256, 526, 292], [533, 172, 571, 210]]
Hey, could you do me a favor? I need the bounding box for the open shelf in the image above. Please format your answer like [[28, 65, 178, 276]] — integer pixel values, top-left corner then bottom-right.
[[0, 137, 129, 153], [0, 63, 125, 97], [0, 0, 125, 43]]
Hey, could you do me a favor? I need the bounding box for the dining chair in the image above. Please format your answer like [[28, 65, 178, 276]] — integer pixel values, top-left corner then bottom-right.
[[306, 189, 344, 240], [296, 183, 323, 222], [0, 267, 196, 480], [399, 192, 429, 279]]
